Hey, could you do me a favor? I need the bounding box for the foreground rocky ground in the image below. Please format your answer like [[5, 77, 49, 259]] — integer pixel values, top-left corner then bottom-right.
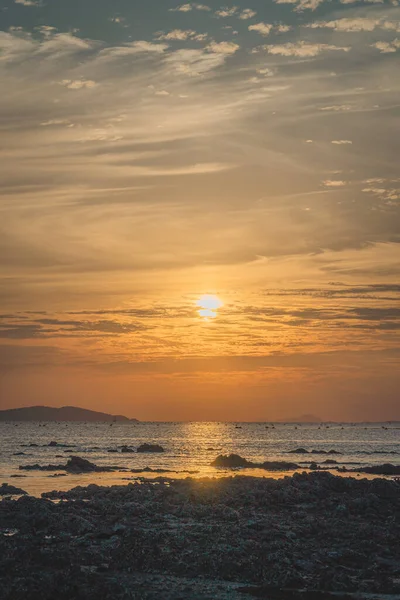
[[1, 472, 399, 599]]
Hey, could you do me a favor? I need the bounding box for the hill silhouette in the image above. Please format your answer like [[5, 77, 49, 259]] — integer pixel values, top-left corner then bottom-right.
[[0, 406, 137, 422]]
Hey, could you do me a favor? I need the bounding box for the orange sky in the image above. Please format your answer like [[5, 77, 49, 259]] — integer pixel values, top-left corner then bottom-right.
[[0, 0, 399, 420]]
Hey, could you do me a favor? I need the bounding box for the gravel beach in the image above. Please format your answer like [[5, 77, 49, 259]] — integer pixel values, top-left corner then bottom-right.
[[1, 471, 399, 599]]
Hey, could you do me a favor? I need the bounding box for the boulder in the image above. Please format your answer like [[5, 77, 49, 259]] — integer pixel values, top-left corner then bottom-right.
[[65, 456, 98, 473], [359, 463, 400, 475], [120, 446, 135, 453], [211, 454, 250, 468], [0, 482, 28, 496], [137, 443, 165, 453]]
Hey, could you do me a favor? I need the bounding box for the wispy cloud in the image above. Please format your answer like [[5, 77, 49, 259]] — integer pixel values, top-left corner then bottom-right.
[[263, 42, 351, 56]]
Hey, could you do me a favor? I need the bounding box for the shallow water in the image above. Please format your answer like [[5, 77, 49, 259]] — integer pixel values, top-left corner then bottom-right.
[[0, 421, 399, 495]]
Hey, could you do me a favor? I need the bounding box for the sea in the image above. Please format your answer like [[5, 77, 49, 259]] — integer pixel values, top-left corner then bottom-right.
[[1, 421, 399, 496]]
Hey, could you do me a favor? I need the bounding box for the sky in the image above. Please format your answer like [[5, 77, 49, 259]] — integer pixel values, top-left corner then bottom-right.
[[0, 0, 399, 421]]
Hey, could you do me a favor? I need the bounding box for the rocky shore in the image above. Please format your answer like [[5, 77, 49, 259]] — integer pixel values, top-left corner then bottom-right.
[[1, 471, 399, 599]]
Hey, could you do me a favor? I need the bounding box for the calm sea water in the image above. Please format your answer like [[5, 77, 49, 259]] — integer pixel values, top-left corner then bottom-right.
[[1, 421, 399, 496]]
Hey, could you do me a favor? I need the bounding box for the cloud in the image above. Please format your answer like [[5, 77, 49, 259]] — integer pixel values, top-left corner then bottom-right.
[[274, 0, 325, 12], [371, 39, 400, 52], [319, 105, 352, 111], [307, 18, 400, 32], [206, 41, 240, 54], [169, 3, 211, 11], [14, 0, 41, 5], [128, 41, 169, 53], [164, 47, 232, 73], [239, 9, 257, 20], [323, 180, 347, 187], [276, 25, 292, 33], [60, 79, 97, 90], [156, 29, 208, 41], [215, 7, 239, 17], [263, 42, 351, 57], [248, 23, 273, 36]]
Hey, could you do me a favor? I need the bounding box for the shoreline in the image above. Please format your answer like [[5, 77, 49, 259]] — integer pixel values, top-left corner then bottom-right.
[[2, 463, 399, 498], [1, 471, 399, 599]]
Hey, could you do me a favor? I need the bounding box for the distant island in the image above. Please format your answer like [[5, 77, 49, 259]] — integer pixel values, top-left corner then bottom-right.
[[0, 406, 137, 422]]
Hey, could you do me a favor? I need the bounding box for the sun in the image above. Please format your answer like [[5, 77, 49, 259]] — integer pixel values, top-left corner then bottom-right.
[[196, 294, 223, 319]]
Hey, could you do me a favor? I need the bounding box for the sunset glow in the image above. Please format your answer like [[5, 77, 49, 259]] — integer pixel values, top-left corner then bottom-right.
[[0, 0, 399, 422]]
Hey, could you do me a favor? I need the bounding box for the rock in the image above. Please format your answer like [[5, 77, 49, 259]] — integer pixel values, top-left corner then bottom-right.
[[19, 463, 65, 472], [48, 441, 58, 447], [0, 482, 28, 495], [288, 448, 309, 454], [120, 445, 135, 453], [65, 456, 99, 473], [137, 443, 165, 453], [358, 463, 400, 475], [20, 456, 119, 473], [211, 454, 250, 468], [310, 449, 342, 455], [211, 454, 299, 470], [323, 459, 338, 465], [130, 467, 172, 473]]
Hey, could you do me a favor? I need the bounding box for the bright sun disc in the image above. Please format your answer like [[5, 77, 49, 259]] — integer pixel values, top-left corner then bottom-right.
[[196, 294, 223, 310], [196, 294, 223, 319]]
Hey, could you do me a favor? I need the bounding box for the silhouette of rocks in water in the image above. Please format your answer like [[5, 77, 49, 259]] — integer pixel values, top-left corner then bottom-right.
[[120, 446, 135, 453], [0, 483, 27, 496], [288, 449, 342, 455], [19, 456, 120, 473], [356, 463, 400, 475], [1, 472, 399, 599], [137, 443, 165, 453], [212, 454, 299, 471]]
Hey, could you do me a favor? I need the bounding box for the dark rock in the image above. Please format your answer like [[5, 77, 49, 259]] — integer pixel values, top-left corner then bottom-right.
[[65, 456, 100, 473], [288, 448, 309, 454], [130, 467, 173, 473], [358, 463, 400, 475], [212, 454, 251, 468], [120, 445, 135, 453], [0, 482, 28, 496], [211, 454, 299, 471], [48, 441, 58, 447], [137, 443, 165, 453], [19, 462, 65, 472], [311, 449, 342, 455], [19, 456, 119, 473]]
